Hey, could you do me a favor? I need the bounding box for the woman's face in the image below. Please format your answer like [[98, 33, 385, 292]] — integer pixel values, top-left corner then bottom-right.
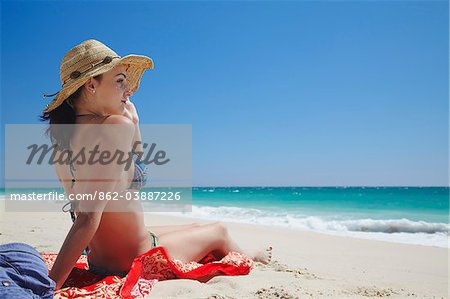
[[94, 64, 132, 115]]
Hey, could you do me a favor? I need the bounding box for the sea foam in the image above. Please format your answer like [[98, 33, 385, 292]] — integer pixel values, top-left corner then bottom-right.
[[161, 205, 450, 248]]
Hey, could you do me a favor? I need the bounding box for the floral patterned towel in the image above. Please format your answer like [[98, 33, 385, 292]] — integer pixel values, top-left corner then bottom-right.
[[42, 246, 254, 299]]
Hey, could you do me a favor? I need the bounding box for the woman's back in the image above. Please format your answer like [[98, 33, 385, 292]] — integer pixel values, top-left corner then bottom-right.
[[55, 115, 151, 272]]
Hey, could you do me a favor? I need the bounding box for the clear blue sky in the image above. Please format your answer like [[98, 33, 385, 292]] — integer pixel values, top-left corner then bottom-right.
[[0, 0, 448, 186]]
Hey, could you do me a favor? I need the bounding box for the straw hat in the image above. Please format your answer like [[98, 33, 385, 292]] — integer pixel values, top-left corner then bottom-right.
[[43, 39, 153, 113]]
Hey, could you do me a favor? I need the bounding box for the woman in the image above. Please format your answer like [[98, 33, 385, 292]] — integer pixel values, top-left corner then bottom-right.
[[41, 39, 271, 290]]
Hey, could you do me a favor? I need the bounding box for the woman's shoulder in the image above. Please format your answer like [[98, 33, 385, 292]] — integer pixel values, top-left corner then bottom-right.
[[101, 115, 135, 145], [73, 115, 134, 149]]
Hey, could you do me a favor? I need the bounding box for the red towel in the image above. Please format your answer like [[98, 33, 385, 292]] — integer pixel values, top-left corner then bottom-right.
[[42, 246, 253, 299]]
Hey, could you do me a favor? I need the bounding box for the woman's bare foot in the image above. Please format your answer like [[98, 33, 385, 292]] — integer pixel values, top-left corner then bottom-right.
[[252, 246, 272, 264]]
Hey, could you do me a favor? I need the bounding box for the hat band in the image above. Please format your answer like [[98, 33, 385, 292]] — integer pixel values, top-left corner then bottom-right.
[[62, 55, 120, 87]]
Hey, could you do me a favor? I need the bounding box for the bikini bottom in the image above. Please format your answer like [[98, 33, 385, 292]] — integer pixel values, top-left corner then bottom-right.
[[88, 231, 159, 277]]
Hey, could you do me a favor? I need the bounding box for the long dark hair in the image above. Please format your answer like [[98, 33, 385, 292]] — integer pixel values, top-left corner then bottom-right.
[[40, 74, 102, 149]]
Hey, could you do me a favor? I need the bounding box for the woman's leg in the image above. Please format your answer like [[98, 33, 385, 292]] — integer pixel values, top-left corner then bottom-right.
[[149, 222, 199, 237], [158, 222, 271, 264]]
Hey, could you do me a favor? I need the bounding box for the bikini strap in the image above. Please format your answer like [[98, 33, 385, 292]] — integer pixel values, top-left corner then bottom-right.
[[69, 160, 76, 189], [75, 114, 100, 117], [75, 114, 112, 124]]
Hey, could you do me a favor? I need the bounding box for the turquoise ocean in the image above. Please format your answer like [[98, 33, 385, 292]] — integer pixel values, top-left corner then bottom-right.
[[2, 187, 448, 248], [172, 187, 449, 248]]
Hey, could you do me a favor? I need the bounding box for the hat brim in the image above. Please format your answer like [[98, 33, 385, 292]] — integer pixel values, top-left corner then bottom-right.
[[43, 54, 153, 113]]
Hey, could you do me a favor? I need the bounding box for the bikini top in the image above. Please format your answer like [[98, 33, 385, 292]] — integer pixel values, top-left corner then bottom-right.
[[68, 153, 148, 191]]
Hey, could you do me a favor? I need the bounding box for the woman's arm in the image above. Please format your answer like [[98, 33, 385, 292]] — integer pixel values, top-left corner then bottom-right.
[[49, 212, 103, 289], [122, 99, 143, 153], [132, 123, 144, 154]]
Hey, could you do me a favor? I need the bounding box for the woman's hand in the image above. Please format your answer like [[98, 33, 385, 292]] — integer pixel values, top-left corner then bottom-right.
[[122, 98, 139, 124]]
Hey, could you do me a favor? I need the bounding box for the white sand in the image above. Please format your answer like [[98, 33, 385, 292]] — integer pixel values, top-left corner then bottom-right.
[[0, 205, 448, 298]]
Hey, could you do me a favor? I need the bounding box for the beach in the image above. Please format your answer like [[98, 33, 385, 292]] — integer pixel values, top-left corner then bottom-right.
[[1, 204, 448, 299], [1, 0, 447, 298]]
